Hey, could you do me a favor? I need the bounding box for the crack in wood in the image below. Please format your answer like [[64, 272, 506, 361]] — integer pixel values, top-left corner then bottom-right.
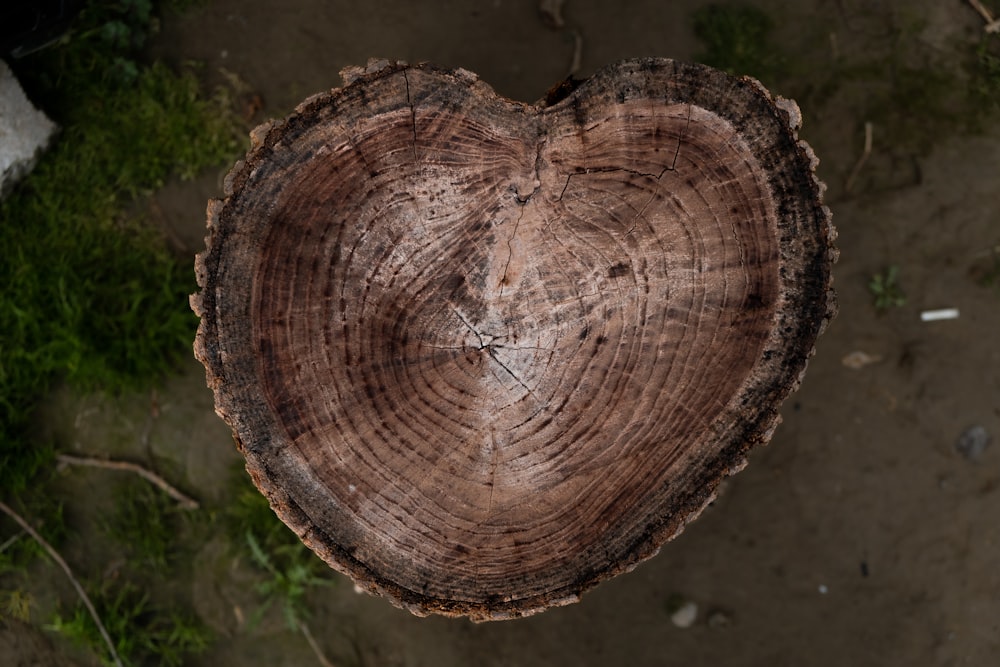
[[403, 70, 418, 161]]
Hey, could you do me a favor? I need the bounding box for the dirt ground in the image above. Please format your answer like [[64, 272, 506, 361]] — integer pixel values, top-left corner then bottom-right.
[[16, 1, 1000, 665]]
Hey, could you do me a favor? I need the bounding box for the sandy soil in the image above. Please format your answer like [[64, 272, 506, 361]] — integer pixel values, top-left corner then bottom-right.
[[21, 1, 1000, 666]]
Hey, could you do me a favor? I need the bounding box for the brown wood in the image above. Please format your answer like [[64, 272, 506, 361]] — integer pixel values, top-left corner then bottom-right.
[[193, 58, 836, 621]]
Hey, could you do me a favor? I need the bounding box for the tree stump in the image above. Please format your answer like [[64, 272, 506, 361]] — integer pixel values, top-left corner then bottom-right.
[[193, 58, 836, 621]]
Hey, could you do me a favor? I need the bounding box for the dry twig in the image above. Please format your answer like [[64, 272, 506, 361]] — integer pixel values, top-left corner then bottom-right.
[[0, 529, 25, 553], [298, 620, 337, 667], [968, 0, 1000, 33], [845, 121, 873, 193], [0, 501, 123, 667], [56, 454, 199, 510], [568, 29, 584, 77]]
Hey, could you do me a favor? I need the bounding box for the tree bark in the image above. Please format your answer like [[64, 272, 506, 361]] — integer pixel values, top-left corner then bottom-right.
[[193, 58, 836, 621]]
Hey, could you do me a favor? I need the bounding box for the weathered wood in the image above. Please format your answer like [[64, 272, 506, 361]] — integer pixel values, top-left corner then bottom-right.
[[193, 58, 836, 621]]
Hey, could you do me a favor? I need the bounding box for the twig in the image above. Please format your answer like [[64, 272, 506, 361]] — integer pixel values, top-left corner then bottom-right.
[[297, 619, 337, 667], [845, 121, 873, 193], [0, 501, 123, 667], [56, 454, 199, 510], [0, 529, 25, 554], [968, 0, 1000, 33], [568, 29, 583, 77]]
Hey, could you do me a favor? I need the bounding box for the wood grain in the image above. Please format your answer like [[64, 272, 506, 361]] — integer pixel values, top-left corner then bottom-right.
[[193, 58, 836, 620]]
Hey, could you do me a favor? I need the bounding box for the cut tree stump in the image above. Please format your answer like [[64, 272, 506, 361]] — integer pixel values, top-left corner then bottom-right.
[[193, 58, 836, 621]]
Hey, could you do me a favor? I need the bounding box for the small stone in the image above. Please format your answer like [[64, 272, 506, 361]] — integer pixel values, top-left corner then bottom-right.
[[670, 600, 698, 628], [956, 425, 991, 462], [841, 350, 882, 369], [707, 609, 733, 628]]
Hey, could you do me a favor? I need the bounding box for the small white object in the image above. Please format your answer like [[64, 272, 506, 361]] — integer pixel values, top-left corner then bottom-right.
[[670, 600, 698, 628], [920, 308, 959, 321], [818, 584, 829, 594], [841, 350, 882, 369]]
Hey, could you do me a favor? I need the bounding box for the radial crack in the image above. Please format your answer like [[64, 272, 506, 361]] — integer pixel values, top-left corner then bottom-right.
[[403, 70, 418, 161], [498, 206, 524, 296], [486, 346, 536, 398]]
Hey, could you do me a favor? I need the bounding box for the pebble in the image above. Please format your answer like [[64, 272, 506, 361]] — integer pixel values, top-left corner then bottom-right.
[[956, 425, 992, 462], [670, 600, 698, 628], [707, 609, 733, 628], [841, 350, 882, 369]]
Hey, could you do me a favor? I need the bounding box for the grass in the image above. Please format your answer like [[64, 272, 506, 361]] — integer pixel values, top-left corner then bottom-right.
[[49, 581, 212, 667], [103, 480, 185, 573], [0, 1, 241, 497], [0, 1, 242, 664]]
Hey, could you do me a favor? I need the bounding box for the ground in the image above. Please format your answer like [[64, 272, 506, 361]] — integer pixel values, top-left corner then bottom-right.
[[15, 0, 1000, 665]]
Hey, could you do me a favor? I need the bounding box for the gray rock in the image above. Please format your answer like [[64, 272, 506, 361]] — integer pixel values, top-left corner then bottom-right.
[[0, 59, 58, 198], [956, 425, 992, 462]]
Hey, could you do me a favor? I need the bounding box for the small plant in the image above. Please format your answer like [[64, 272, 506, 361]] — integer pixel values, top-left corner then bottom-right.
[[225, 469, 337, 665], [869, 265, 906, 312], [225, 469, 333, 628], [1, 589, 32, 621], [245, 530, 332, 631], [49, 582, 211, 667]]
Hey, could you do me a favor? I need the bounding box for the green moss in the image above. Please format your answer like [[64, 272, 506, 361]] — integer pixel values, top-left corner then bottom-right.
[[0, 1, 242, 497], [692, 4, 783, 82], [1, 5, 240, 661], [691, 4, 1000, 172]]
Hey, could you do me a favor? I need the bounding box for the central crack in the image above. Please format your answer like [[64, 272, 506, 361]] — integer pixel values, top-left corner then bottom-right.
[[450, 307, 534, 395]]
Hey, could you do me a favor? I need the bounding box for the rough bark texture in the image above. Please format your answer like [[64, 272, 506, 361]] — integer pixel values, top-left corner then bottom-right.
[[193, 58, 836, 621]]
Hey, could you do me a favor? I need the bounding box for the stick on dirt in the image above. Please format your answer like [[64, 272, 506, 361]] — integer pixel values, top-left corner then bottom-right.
[[968, 0, 1000, 32], [845, 121, 873, 193], [297, 620, 337, 667], [56, 454, 199, 510], [0, 501, 124, 667]]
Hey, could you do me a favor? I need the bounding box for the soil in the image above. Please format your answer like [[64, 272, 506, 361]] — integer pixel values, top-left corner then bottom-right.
[[18, 1, 1000, 665]]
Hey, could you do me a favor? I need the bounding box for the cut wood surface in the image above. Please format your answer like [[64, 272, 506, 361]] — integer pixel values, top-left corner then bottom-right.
[[193, 58, 836, 621]]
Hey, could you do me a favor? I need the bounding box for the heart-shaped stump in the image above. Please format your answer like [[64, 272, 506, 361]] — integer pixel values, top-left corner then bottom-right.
[[193, 58, 836, 621]]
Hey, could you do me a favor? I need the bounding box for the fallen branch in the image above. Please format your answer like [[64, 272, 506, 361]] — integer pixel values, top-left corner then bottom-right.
[[56, 454, 199, 510], [0, 501, 123, 667]]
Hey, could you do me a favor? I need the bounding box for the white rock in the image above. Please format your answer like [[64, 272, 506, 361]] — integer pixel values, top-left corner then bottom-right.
[[670, 600, 698, 628], [0, 59, 58, 198]]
